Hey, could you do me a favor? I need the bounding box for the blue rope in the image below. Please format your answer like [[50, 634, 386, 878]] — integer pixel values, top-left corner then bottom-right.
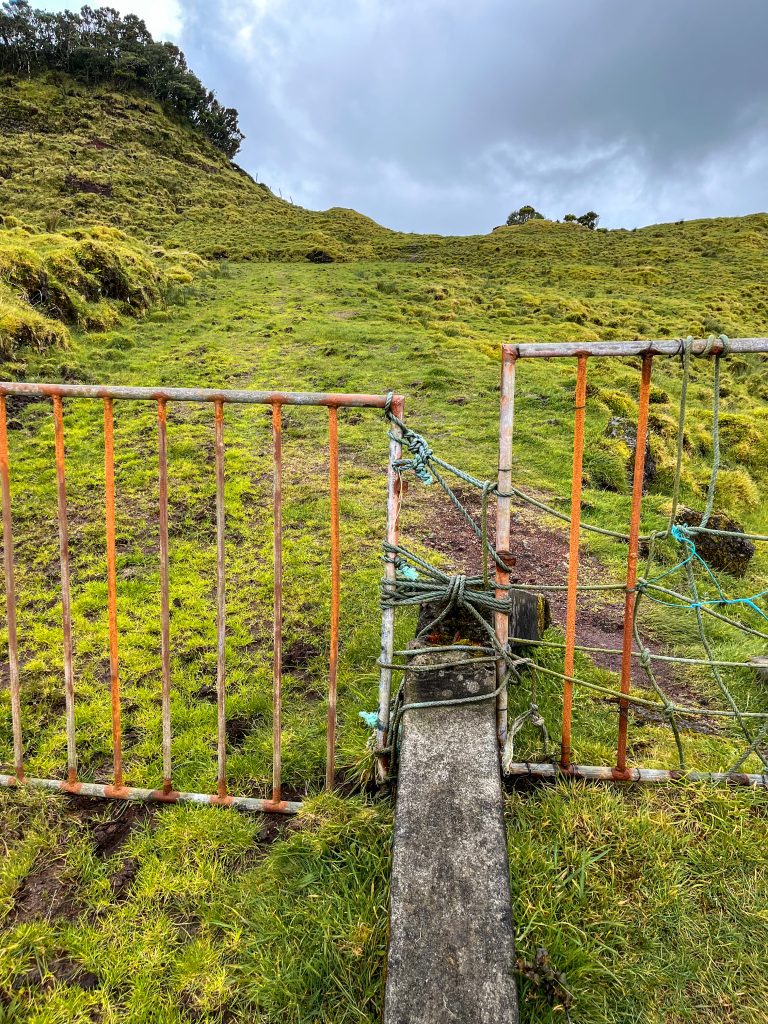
[[642, 525, 768, 622]]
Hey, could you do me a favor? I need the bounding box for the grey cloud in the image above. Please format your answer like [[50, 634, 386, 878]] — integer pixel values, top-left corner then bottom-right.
[[43, 0, 768, 232]]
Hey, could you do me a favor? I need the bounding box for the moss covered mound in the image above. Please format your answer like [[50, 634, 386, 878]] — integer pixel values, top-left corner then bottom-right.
[[0, 219, 203, 359], [0, 76, 394, 262]]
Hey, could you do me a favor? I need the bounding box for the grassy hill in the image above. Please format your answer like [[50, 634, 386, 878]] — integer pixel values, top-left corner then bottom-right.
[[0, 76, 767, 1023]]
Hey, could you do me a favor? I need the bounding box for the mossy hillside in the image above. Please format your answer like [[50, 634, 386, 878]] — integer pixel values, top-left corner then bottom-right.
[[0, 219, 204, 359], [0, 76, 393, 262]]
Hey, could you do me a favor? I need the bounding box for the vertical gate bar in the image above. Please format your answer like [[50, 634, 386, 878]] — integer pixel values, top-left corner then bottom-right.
[[495, 348, 516, 748], [378, 395, 404, 772], [560, 354, 588, 769], [103, 398, 123, 789], [0, 396, 23, 781], [616, 352, 653, 775], [214, 400, 227, 800], [157, 399, 172, 793], [272, 402, 283, 804], [52, 396, 77, 785], [326, 406, 340, 790]]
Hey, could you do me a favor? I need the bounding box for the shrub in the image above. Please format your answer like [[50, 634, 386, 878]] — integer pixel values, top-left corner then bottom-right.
[[506, 205, 545, 226]]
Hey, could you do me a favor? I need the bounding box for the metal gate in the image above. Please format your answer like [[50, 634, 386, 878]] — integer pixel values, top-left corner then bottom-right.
[[0, 382, 402, 813]]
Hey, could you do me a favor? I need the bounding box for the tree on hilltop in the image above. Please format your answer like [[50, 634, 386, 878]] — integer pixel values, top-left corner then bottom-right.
[[577, 211, 599, 230], [506, 205, 545, 226], [0, 1, 244, 156]]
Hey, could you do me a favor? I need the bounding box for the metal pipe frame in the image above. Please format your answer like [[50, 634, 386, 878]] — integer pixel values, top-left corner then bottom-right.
[[0, 773, 304, 812], [560, 354, 587, 769], [377, 395, 405, 775], [505, 336, 768, 784], [0, 384, 401, 815], [505, 338, 768, 359], [495, 348, 515, 749], [504, 761, 768, 787], [0, 382, 395, 407]]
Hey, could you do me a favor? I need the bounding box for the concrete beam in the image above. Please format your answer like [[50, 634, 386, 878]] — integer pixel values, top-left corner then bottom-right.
[[384, 648, 519, 1024]]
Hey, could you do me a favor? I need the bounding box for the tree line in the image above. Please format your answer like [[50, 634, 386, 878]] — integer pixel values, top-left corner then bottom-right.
[[507, 205, 600, 230], [0, 1, 244, 157]]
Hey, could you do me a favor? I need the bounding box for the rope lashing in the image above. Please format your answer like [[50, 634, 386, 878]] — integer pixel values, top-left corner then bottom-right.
[[378, 678, 508, 782], [379, 338, 768, 776], [502, 702, 551, 771], [642, 526, 768, 623]]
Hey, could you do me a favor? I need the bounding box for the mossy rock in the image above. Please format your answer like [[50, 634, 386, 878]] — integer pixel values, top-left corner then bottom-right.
[[675, 507, 755, 578]]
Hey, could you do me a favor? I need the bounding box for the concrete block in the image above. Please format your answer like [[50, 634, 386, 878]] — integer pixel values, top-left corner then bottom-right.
[[384, 649, 518, 1024]]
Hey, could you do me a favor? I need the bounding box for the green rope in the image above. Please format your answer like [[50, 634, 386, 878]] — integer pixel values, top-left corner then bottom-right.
[[380, 337, 768, 776]]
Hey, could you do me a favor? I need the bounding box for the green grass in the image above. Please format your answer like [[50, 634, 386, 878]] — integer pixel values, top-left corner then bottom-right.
[[1, 75, 768, 1022]]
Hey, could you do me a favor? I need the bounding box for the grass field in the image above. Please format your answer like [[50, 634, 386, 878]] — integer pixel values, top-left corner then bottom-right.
[[1, 75, 768, 1023]]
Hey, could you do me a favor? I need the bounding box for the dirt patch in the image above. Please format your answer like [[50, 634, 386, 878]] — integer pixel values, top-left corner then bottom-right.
[[4, 856, 78, 928], [5, 799, 157, 927], [63, 173, 113, 197], [81, 802, 155, 860], [416, 485, 720, 734], [17, 955, 99, 993]]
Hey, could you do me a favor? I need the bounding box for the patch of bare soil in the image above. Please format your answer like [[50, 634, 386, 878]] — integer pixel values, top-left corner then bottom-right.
[[4, 800, 156, 928], [4, 855, 78, 928], [19, 954, 99, 993], [415, 485, 720, 735]]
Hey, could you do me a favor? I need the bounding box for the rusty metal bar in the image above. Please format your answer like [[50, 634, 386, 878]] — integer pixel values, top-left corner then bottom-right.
[[0, 381, 401, 408], [503, 762, 768, 787], [560, 355, 587, 769], [52, 396, 77, 785], [0, 396, 23, 781], [0, 773, 303, 812], [103, 399, 123, 789], [157, 399, 172, 793], [214, 400, 227, 800], [326, 407, 340, 790], [504, 338, 768, 359], [378, 395, 405, 773], [495, 347, 516, 749], [272, 402, 283, 804], [616, 353, 653, 776]]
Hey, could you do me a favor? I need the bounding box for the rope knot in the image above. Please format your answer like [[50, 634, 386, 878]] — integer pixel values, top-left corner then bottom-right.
[[394, 426, 435, 485], [446, 574, 468, 608]]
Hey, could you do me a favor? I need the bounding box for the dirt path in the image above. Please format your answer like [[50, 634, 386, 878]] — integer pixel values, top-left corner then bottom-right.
[[414, 485, 721, 735]]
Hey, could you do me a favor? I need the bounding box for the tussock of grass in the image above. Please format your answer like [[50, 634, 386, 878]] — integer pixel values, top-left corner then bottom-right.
[[0, 222, 204, 359]]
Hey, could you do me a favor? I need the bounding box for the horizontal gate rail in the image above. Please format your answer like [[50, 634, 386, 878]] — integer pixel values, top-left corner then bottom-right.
[[0, 381, 403, 814], [496, 337, 768, 786]]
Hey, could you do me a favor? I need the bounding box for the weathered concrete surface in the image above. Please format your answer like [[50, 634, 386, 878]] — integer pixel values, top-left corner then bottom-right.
[[384, 649, 519, 1024]]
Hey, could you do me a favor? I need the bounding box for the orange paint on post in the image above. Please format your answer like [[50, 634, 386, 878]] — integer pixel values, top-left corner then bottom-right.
[[560, 354, 588, 769], [327, 406, 340, 790], [103, 398, 123, 787], [616, 353, 653, 773]]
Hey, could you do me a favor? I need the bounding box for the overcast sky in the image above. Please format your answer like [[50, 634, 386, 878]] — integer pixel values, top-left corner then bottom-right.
[[40, 0, 768, 234]]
